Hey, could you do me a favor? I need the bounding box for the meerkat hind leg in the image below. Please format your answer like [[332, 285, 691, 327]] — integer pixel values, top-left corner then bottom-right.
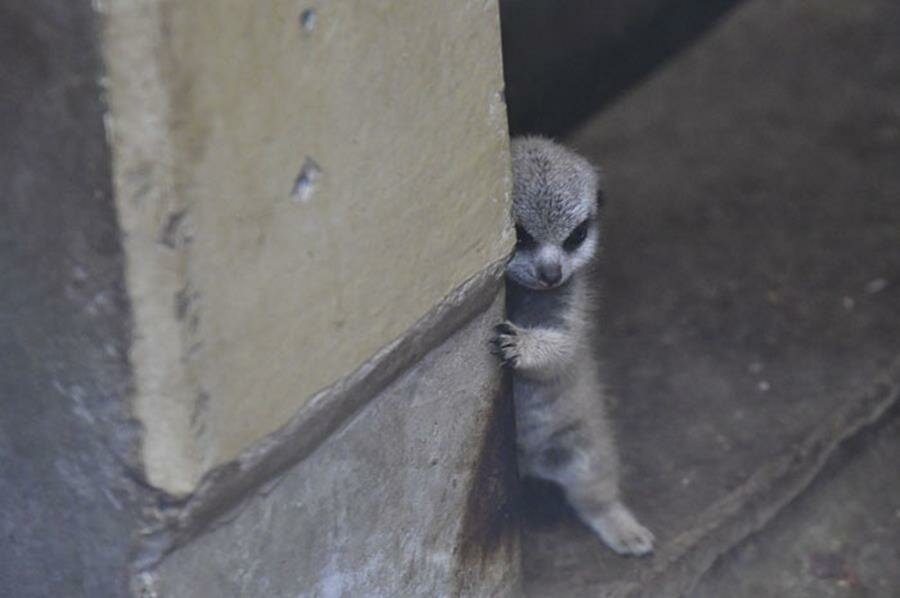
[[566, 479, 655, 556], [531, 425, 655, 555], [537, 391, 655, 556]]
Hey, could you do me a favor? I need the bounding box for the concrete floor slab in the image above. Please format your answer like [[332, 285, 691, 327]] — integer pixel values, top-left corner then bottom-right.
[[690, 408, 900, 598], [522, 0, 900, 594]]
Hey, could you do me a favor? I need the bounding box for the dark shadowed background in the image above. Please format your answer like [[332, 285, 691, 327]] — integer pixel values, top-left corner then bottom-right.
[[499, 0, 745, 136]]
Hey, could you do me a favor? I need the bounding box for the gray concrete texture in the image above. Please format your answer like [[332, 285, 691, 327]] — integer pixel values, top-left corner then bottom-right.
[[2, 1, 519, 596], [0, 1, 144, 596], [5, 0, 900, 595], [520, 0, 900, 594], [690, 407, 900, 598], [101, 0, 513, 493], [149, 297, 520, 597]]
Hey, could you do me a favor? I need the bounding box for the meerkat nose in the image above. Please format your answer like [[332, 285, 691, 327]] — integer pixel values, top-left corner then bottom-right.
[[538, 262, 562, 287]]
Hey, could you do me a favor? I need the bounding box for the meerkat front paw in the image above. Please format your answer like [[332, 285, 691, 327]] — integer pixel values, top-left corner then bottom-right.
[[490, 321, 522, 368], [587, 503, 654, 556]]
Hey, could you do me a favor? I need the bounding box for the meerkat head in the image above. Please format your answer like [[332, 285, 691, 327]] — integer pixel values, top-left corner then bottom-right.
[[506, 136, 603, 290]]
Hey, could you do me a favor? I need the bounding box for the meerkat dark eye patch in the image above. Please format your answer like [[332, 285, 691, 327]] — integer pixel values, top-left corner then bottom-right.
[[515, 224, 537, 249], [563, 219, 590, 252]]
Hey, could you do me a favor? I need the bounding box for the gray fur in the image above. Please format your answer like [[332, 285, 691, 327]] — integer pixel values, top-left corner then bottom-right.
[[494, 136, 654, 556]]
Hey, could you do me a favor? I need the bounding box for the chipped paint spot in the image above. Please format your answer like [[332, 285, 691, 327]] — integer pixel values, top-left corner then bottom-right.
[[291, 158, 322, 203], [159, 210, 187, 249], [300, 8, 317, 33]]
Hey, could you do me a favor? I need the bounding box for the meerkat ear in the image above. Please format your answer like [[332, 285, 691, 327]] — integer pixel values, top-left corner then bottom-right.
[[596, 187, 606, 208]]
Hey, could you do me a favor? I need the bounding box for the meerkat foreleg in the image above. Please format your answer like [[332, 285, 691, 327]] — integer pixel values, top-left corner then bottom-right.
[[491, 321, 577, 379]]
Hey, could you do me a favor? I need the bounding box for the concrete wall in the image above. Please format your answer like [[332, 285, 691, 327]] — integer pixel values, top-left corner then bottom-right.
[[103, 0, 513, 496], [2, 0, 518, 596], [150, 298, 520, 597], [0, 2, 143, 595]]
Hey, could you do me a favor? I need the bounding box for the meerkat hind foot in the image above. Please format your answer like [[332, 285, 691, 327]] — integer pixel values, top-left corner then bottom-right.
[[585, 502, 654, 556]]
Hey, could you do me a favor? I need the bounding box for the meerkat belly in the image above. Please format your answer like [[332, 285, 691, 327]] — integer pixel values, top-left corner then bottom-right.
[[507, 278, 586, 475], [513, 358, 604, 478], [514, 377, 568, 443], [513, 374, 581, 473]]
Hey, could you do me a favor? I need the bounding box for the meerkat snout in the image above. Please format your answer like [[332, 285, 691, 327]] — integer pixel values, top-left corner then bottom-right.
[[537, 260, 562, 287]]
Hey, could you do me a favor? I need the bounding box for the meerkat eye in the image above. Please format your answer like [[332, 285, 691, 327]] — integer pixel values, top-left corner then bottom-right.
[[515, 224, 537, 249], [563, 219, 590, 252]]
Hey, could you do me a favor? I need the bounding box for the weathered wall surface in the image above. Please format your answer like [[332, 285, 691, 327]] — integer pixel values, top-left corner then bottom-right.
[[150, 298, 521, 597], [103, 0, 513, 495], [0, 2, 141, 596], [2, 1, 518, 595]]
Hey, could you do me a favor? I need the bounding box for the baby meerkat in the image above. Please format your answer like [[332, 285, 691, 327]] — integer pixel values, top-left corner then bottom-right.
[[492, 136, 654, 556]]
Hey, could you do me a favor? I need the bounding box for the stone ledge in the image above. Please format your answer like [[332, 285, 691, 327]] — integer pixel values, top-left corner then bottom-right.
[[524, 359, 900, 598], [144, 287, 520, 597], [691, 397, 900, 596], [630, 359, 900, 598], [135, 258, 508, 570]]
